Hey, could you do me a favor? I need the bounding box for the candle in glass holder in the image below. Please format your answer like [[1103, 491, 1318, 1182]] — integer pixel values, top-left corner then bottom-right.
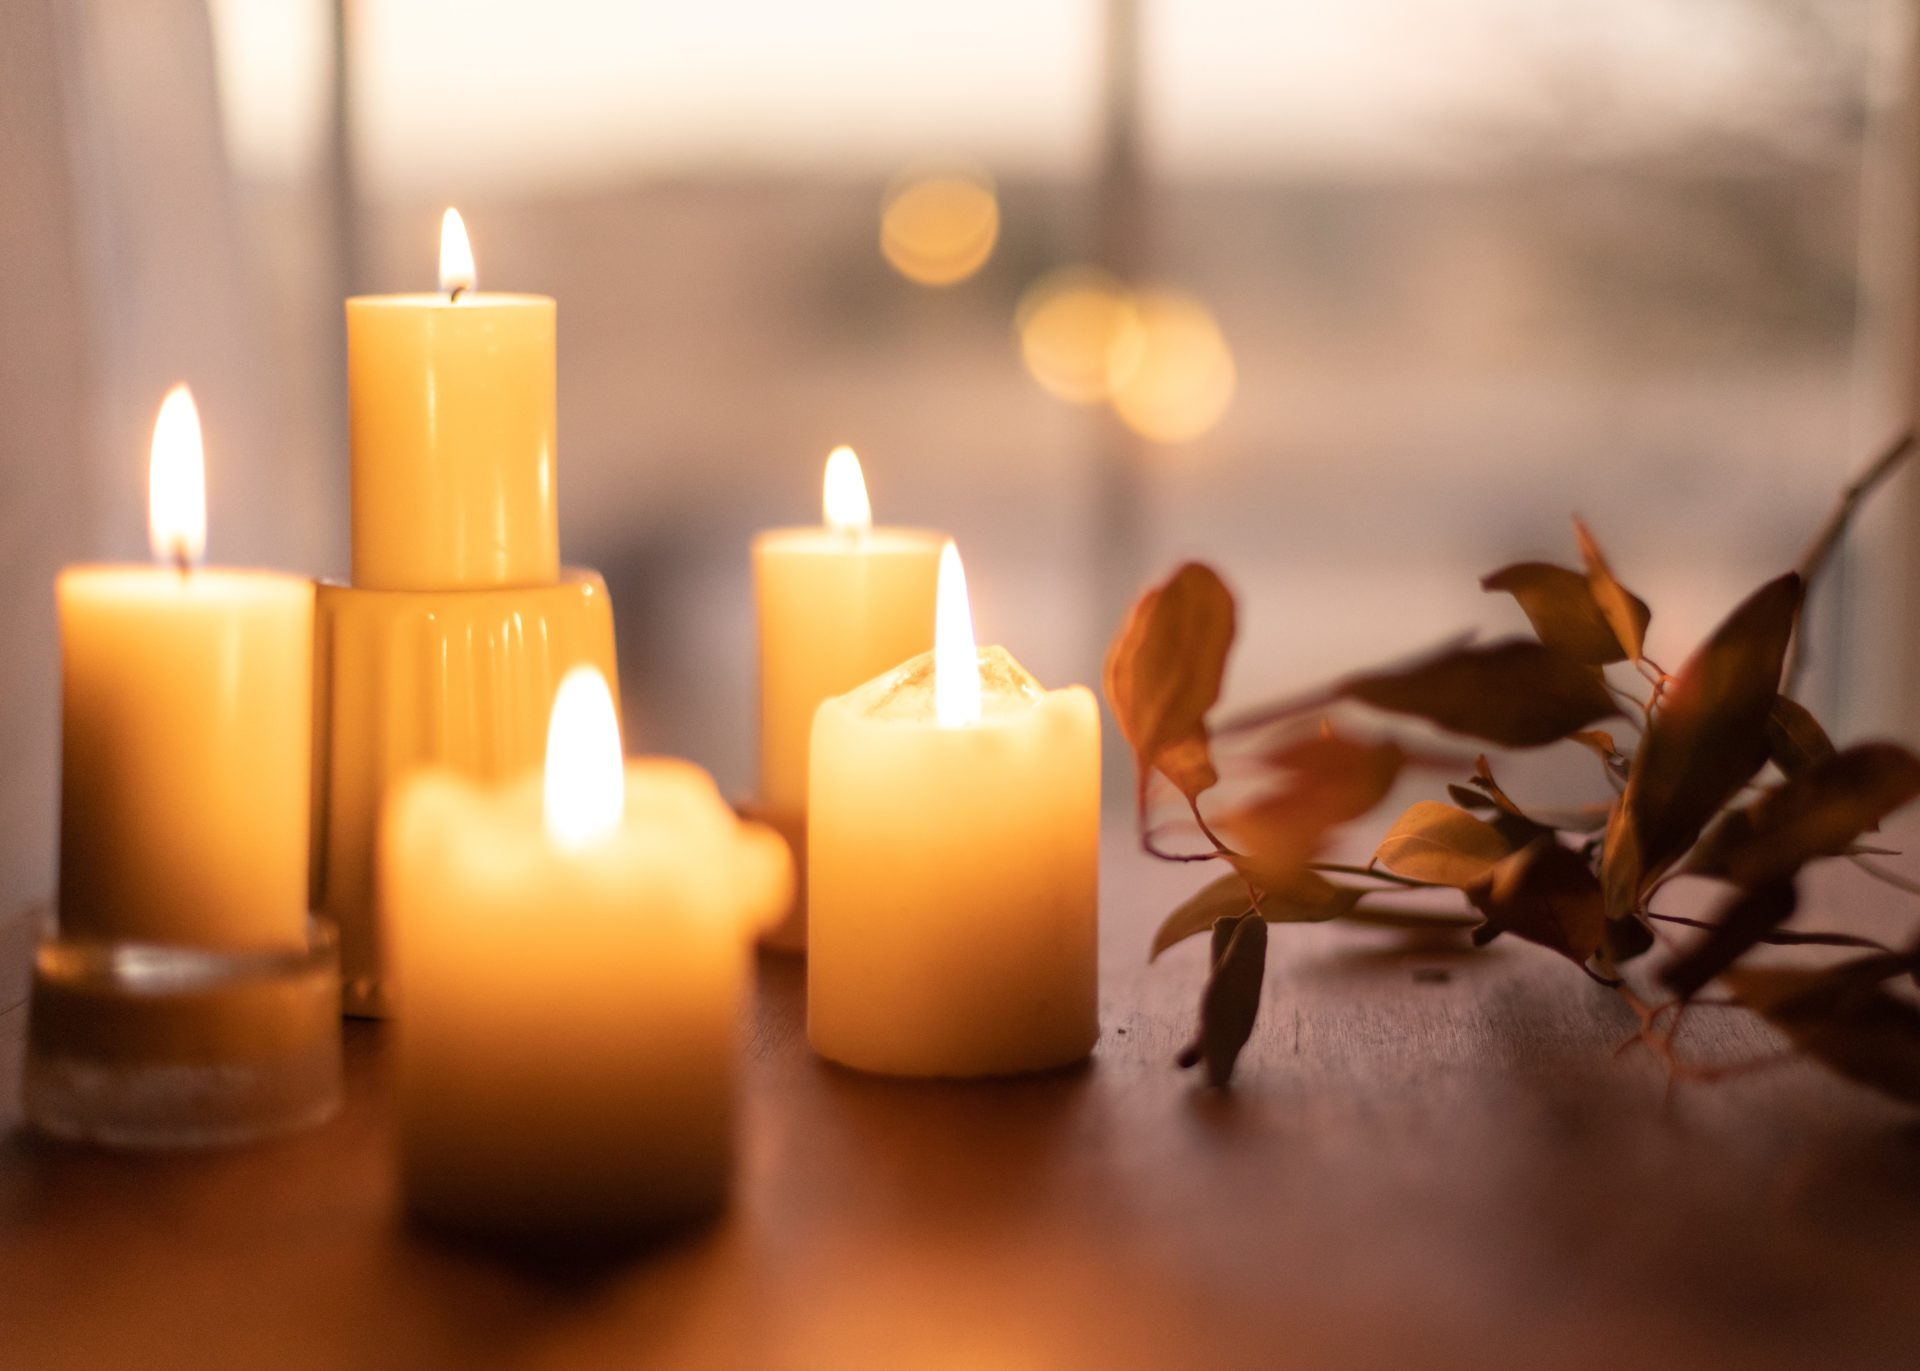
[[56, 386, 313, 950], [751, 447, 944, 949], [384, 667, 790, 1241], [807, 543, 1100, 1077]]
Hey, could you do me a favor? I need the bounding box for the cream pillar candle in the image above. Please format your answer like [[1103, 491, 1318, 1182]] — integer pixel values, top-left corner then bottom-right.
[[807, 543, 1100, 1077], [384, 668, 790, 1240], [346, 209, 558, 591], [754, 448, 944, 815], [57, 387, 314, 950], [752, 448, 943, 948]]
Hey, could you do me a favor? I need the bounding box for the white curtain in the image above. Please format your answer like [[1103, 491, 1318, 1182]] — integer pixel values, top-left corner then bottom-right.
[[0, 0, 325, 939]]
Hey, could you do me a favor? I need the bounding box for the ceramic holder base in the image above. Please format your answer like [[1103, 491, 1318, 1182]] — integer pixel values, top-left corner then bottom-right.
[[24, 919, 343, 1149], [310, 570, 618, 1016]]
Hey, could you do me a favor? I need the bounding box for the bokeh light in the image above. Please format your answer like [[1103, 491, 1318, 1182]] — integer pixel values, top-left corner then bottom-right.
[[1015, 268, 1142, 405], [880, 170, 1000, 287], [1105, 289, 1236, 444]]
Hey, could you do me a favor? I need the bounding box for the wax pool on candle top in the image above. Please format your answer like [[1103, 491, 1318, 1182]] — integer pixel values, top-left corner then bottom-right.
[[57, 386, 313, 950], [385, 669, 790, 1239], [807, 545, 1100, 1077], [346, 209, 558, 591]]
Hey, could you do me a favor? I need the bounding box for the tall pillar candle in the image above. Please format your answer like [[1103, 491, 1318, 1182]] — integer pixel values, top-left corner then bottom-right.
[[752, 447, 943, 947], [807, 544, 1099, 1077], [319, 208, 617, 1014], [346, 209, 557, 590], [58, 386, 313, 950], [384, 669, 790, 1240]]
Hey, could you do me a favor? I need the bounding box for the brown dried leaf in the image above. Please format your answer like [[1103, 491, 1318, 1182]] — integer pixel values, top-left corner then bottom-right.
[[1573, 518, 1652, 662], [1448, 783, 1497, 812], [1765, 694, 1836, 778], [1622, 573, 1803, 884], [1374, 801, 1514, 888], [1660, 881, 1798, 1000], [1340, 640, 1620, 748], [1481, 561, 1640, 665], [1724, 960, 1920, 1105], [1150, 870, 1362, 961], [1600, 797, 1640, 923], [1570, 729, 1621, 760], [1468, 840, 1607, 967], [1603, 912, 1656, 965], [1104, 563, 1236, 802], [1176, 911, 1269, 1087], [1219, 733, 1405, 886], [1685, 743, 1920, 889]]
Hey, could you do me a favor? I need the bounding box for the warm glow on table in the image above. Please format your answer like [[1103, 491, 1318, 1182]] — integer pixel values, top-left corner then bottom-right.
[[385, 668, 790, 1239], [345, 209, 558, 591], [807, 544, 1099, 1077], [57, 387, 313, 950]]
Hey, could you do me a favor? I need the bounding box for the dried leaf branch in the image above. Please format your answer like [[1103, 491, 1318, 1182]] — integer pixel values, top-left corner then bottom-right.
[[1107, 441, 1920, 1099]]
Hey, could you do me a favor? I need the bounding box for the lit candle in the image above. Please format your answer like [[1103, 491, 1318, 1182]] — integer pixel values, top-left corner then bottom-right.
[[345, 208, 558, 590], [384, 667, 790, 1240], [752, 447, 944, 947], [57, 386, 314, 949], [807, 543, 1100, 1077]]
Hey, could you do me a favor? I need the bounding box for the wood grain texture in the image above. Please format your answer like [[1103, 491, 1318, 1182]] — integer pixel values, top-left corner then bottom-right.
[[2, 836, 1917, 1370]]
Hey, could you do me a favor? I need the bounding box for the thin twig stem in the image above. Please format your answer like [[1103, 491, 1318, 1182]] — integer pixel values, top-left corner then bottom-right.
[[1786, 427, 1916, 692], [1310, 862, 1440, 889], [1849, 855, 1920, 898]]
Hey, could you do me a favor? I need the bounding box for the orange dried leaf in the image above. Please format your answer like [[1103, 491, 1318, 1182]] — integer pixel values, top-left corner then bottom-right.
[[1621, 573, 1802, 883], [1104, 563, 1236, 802], [1218, 733, 1404, 886], [1481, 560, 1640, 665], [1685, 742, 1920, 889], [1150, 870, 1360, 961], [1724, 960, 1920, 1105], [1373, 801, 1513, 888], [1572, 518, 1652, 663], [1661, 881, 1798, 1000], [1468, 840, 1607, 967], [1176, 911, 1269, 1087], [1765, 694, 1835, 778], [1341, 640, 1619, 748]]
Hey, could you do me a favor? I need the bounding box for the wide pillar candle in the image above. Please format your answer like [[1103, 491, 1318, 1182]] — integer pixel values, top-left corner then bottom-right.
[[807, 546, 1099, 1077], [57, 387, 313, 951], [385, 670, 790, 1240], [345, 210, 557, 590]]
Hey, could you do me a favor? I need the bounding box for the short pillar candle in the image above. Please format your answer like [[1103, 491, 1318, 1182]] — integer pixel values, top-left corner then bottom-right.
[[807, 544, 1100, 1077], [384, 669, 790, 1240]]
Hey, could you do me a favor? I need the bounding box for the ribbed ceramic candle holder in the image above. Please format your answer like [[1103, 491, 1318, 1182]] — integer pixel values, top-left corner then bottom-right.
[[24, 918, 342, 1149], [310, 570, 618, 1016]]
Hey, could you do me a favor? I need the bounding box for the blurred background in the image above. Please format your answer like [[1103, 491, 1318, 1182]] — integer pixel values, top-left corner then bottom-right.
[[4, 0, 1919, 912]]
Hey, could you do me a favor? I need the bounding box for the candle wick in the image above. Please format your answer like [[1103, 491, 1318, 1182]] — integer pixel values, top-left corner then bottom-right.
[[448, 284, 467, 304], [172, 542, 191, 577]]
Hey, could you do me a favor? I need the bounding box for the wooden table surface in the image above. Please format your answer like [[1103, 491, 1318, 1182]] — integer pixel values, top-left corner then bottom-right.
[[3, 838, 1918, 1371]]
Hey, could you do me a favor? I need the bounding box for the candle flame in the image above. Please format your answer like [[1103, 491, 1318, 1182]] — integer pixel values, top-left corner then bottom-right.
[[544, 667, 624, 849], [934, 541, 981, 727], [148, 384, 206, 568], [439, 207, 477, 296], [822, 445, 872, 533]]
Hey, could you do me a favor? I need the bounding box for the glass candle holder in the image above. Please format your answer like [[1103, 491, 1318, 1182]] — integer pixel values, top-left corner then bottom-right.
[[23, 918, 343, 1149]]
